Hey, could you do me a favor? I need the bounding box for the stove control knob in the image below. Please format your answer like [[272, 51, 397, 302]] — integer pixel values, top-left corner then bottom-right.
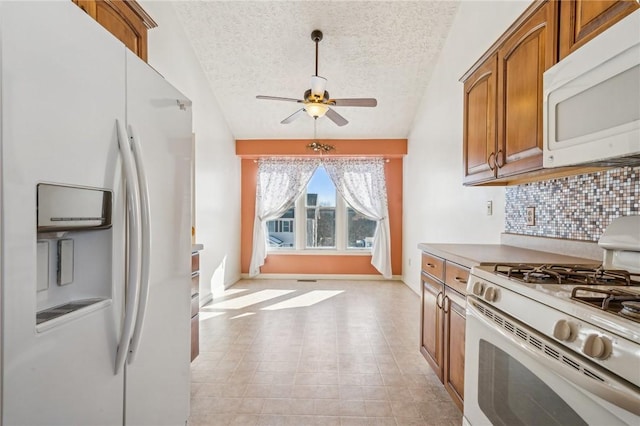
[[472, 282, 485, 296], [553, 320, 575, 342], [484, 286, 498, 302], [583, 334, 612, 360]]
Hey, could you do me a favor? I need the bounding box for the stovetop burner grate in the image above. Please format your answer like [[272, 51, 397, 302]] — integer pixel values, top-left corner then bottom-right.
[[494, 264, 640, 286], [570, 286, 640, 323]]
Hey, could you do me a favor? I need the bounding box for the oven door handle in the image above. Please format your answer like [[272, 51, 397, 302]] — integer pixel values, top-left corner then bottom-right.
[[469, 299, 640, 416]]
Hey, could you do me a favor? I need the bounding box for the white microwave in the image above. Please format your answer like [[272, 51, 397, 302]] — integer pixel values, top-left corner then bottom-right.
[[543, 10, 640, 168]]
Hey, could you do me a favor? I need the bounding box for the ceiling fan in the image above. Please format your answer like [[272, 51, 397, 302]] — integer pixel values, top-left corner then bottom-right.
[[256, 30, 377, 127]]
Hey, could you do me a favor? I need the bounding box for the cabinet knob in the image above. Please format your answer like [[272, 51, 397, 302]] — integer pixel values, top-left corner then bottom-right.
[[553, 319, 574, 342], [484, 286, 498, 302], [583, 334, 611, 360], [472, 281, 485, 296]]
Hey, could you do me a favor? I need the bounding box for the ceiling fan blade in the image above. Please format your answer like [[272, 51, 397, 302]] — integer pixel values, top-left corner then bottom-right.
[[325, 108, 348, 127], [257, 95, 303, 103], [281, 108, 306, 124], [310, 76, 327, 97], [330, 98, 377, 107]]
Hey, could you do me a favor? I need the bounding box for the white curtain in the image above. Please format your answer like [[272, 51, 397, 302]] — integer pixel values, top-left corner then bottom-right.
[[323, 158, 392, 278], [249, 158, 319, 277]]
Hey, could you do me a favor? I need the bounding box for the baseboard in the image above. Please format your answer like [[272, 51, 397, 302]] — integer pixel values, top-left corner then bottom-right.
[[239, 273, 404, 281], [199, 292, 213, 307]]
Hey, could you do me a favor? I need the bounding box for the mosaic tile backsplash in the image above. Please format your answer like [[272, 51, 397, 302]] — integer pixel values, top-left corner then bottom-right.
[[505, 167, 640, 242]]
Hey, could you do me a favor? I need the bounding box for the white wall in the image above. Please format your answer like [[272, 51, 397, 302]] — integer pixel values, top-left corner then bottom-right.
[[402, 0, 531, 294], [142, 2, 241, 302]]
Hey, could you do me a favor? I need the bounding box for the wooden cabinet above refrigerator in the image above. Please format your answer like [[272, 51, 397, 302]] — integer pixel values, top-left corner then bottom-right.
[[72, 0, 156, 62]]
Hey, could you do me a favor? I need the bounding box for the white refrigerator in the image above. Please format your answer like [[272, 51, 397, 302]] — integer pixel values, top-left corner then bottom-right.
[[0, 2, 192, 425]]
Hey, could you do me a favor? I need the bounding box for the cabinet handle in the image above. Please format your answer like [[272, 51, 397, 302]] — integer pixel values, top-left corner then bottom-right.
[[496, 149, 504, 168], [488, 152, 496, 171], [426, 263, 435, 268], [436, 292, 444, 309], [454, 276, 468, 284], [443, 295, 450, 314]]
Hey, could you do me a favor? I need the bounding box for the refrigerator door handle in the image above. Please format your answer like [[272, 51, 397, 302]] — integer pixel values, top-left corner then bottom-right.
[[114, 119, 142, 375], [126, 124, 152, 364]]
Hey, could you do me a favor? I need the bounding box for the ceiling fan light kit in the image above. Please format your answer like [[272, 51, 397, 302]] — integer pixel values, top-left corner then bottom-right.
[[307, 141, 335, 153], [256, 30, 377, 127]]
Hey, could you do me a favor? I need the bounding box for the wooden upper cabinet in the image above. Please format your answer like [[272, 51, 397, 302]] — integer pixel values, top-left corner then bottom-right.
[[559, 0, 640, 60], [72, 0, 157, 62], [463, 55, 497, 185], [496, 1, 557, 179], [462, 1, 557, 185]]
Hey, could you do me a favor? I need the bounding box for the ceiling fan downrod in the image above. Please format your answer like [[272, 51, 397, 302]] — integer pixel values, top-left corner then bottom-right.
[[311, 30, 323, 76]]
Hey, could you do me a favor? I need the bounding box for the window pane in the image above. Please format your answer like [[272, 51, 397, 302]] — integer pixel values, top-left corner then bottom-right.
[[306, 167, 336, 248], [267, 206, 295, 248], [347, 208, 376, 248]]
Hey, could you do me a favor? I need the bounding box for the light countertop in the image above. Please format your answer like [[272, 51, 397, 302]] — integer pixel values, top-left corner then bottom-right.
[[417, 243, 600, 269]]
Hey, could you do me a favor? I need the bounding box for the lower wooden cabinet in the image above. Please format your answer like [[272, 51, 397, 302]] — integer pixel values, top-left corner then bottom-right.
[[190, 251, 200, 362], [420, 253, 467, 411], [443, 288, 466, 409], [421, 273, 444, 380]]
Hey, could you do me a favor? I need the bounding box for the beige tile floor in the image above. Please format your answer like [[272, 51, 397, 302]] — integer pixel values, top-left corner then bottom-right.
[[189, 279, 462, 426]]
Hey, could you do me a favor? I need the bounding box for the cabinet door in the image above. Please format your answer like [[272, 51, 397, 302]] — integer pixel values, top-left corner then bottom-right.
[[444, 289, 466, 411], [496, 1, 557, 178], [463, 54, 498, 185], [421, 273, 445, 380], [94, 0, 149, 61], [559, 0, 640, 60]]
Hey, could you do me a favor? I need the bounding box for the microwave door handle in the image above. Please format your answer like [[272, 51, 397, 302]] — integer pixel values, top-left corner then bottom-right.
[[126, 124, 151, 365], [469, 301, 640, 416], [114, 119, 142, 375]]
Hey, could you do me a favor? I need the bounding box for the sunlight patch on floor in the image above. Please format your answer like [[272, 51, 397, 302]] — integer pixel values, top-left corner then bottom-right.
[[208, 289, 296, 310], [199, 311, 226, 321], [229, 312, 256, 320], [261, 290, 344, 310], [219, 288, 248, 297]]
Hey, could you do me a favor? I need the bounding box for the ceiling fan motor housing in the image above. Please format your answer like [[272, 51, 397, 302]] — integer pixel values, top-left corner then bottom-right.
[[304, 89, 330, 103]]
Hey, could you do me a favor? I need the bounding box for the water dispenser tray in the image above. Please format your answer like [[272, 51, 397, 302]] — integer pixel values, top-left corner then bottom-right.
[[36, 298, 106, 325]]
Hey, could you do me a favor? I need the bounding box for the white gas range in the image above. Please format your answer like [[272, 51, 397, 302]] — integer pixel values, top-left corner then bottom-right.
[[463, 216, 640, 426]]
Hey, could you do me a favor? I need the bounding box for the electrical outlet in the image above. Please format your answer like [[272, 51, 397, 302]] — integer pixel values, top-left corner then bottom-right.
[[526, 207, 536, 226], [486, 201, 493, 216]]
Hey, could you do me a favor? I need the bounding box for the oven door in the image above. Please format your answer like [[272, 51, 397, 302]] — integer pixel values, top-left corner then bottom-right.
[[464, 298, 640, 426]]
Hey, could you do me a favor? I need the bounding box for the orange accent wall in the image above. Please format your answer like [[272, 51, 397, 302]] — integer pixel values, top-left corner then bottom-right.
[[239, 139, 405, 277]]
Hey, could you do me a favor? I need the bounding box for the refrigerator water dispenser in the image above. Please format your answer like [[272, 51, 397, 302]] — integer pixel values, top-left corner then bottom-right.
[[36, 183, 113, 329]]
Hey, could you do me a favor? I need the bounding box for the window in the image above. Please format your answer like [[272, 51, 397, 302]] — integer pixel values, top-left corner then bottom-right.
[[347, 208, 376, 248], [267, 166, 375, 252], [266, 208, 295, 247]]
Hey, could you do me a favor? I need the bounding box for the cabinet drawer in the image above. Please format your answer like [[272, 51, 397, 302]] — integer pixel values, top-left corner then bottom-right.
[[191, 294, 199, 318], [445, 263, 470, 295], [191, 252, 200, 273], [191, 274, 199, 297], [422, 253, 445, 280], [190, 314, 199, 362]]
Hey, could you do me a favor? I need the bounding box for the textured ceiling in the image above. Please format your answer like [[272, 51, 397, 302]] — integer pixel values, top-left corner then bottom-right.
[[172, 1, 459, 140]]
